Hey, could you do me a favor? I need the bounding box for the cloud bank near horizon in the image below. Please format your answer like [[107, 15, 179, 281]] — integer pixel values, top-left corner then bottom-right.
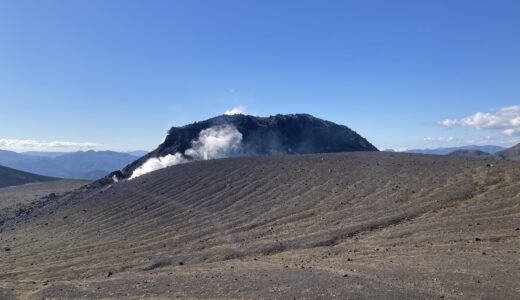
[[0, 138, 99, 151]]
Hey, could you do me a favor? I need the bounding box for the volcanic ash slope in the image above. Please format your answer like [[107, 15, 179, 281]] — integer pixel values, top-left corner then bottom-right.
[[1, 152, 520, 299]]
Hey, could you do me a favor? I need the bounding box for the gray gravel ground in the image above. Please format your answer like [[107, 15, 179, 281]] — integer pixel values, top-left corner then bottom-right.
[[0, 152, 519, 299]]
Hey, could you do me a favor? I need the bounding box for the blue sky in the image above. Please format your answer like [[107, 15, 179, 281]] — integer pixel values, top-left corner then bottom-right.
[[1, 0, 519, 152]]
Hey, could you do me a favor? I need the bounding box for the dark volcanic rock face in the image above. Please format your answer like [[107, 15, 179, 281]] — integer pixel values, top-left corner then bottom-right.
[[113, 114, 377, 180]]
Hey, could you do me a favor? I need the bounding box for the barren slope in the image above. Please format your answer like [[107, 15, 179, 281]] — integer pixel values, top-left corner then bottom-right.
[[494, 143, 520, 161], [0, 180, 90, 222], [1, 152, 519, 299]]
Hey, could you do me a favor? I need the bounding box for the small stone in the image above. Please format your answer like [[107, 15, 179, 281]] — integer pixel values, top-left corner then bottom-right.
[[107, 271, 113, 277], [178, 262, 184, 266], [475, 238, 481, 242]]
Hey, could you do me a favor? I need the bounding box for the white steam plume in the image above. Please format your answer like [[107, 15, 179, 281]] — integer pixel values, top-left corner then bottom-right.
[[129, 153, 186, 179], [224, 105, 247, 115], [185, 125, 242, 160], [129, 125, 242, 179]]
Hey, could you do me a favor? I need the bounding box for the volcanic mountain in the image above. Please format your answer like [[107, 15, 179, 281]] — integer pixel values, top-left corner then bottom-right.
[[2, 115, 519, 298], [108, 114, 378, 181]]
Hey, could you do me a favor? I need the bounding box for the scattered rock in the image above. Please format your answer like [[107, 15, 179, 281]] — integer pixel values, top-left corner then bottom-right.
[[475, 238, 481, 242], [107, 271, 113, 277]]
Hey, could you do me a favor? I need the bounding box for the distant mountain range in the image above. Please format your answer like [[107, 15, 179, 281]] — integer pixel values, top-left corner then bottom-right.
[[403, 145, 506, 155], [0, 150, 146, 180], [395, 144, 520, 161], [0, 164, 57, 188], [447, 149, 491, 158]]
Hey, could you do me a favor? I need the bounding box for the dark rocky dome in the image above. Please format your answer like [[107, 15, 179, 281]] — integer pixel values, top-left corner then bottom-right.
[[447, 149, 490, 157], [112, 114, 378, 180]]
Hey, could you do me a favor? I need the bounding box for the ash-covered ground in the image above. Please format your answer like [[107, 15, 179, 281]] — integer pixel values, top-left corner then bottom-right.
[[1, 152, 519, 299]]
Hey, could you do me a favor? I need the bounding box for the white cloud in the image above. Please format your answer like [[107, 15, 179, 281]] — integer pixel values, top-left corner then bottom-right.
[[0, 138, 99, 151], [224, 105, 247, 115], [503, 128, 520, 136], [438, 119, 458, 127], [439, 105, 520, 135], [423, 136, 457, 142]]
